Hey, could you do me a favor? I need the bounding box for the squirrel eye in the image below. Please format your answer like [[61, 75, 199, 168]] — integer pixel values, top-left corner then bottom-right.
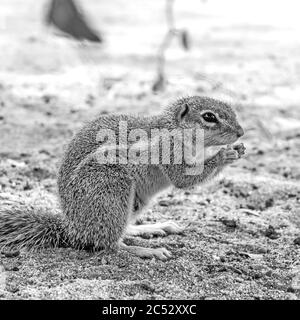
[[202, 112, 218, 123]]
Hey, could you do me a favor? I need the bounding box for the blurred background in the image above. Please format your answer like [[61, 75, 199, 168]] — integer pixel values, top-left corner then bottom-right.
[[0, 1, 300, 147], [0, 0, 300, 300], [0, 0, 299, 188]]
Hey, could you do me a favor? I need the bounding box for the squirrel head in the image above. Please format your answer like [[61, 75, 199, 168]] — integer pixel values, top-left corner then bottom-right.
[[166, 96, 244, 147]]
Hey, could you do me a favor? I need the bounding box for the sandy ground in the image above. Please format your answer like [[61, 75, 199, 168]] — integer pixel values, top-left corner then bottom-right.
[[0, 0, 299, 299]]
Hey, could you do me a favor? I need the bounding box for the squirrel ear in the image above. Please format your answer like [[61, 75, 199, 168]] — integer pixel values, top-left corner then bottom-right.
[[178, 103, 189, 122]]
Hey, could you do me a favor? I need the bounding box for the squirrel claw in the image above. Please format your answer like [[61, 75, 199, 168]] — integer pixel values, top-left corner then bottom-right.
[[219, 148, 239, 164], [219, 143, 245, 164], [160, 221, 185, 234], [140, 229, 167, 239], [153, 247, 172, 260], [232, 143, 246, 158], [119, 242, 172, 260]]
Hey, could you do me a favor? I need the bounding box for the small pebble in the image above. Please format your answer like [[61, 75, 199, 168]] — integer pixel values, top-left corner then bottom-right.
[[264, 225, 280, 239], [158, 200, 169, 207], [8, 286, 19, 293], [293, 237, 300, 246], [265, 270, 273, 277], [2, 250, 20, 258], [220, 218, 237, 228]]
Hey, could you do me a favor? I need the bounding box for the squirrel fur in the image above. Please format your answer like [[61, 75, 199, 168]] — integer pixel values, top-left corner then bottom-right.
[[0, 96, 245, 260]]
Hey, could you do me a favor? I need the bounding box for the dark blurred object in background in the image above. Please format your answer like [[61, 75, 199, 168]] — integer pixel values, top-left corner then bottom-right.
[[46, 0, 102, 42]]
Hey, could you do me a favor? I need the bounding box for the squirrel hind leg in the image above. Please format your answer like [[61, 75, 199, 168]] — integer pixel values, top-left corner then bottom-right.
[[118, 241, 172, 261], [67, 192, 131, 251], [65, 163, 135, 251]]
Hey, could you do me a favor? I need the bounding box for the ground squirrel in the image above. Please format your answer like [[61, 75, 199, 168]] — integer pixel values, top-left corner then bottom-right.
[[0, 96, 245, 260]]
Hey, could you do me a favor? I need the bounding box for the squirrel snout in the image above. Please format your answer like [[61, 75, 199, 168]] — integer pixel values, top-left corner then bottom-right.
[[236, 126, 244, 138]]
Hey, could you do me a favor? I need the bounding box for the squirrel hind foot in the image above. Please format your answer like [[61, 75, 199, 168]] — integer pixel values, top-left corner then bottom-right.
[[126, 221, 184, 239], [119, 241, 172, 260]]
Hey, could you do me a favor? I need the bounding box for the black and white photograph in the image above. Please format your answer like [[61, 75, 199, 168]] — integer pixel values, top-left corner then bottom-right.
[[0, 0, 299, 303]]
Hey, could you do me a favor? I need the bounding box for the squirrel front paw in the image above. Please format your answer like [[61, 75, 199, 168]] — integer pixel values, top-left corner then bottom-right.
[[218, 143, 245, 164], [232, 143, 246, 158]]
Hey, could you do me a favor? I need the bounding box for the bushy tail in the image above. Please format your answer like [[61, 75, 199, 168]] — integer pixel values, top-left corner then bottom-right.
[[0, 195, 68, 251]]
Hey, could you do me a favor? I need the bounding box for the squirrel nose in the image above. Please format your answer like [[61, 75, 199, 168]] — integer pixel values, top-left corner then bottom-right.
[[237, 126, 244, 138]]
